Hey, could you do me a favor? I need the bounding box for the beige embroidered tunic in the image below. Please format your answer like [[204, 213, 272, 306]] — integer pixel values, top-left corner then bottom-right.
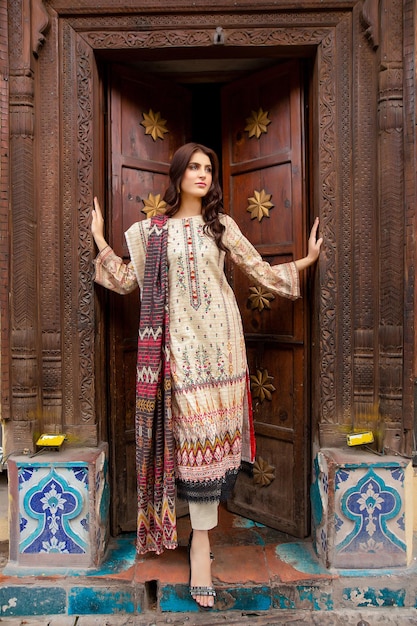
[[94, 213, 300, 502]]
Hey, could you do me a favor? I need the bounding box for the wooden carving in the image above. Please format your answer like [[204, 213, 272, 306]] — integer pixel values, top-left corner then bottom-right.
[[38, 8, 63, 431], [76, 36, 96, 425], [378, 0, 404, 441], [6, 1, 408, 456], [31, 0, 50, 56], [352, 9, 379, 428], [70, 15, 343, 441], [361, 0, 380, 49], [9, 0, 41, 449], [246, 189, 274, 221], [245, 108, 271, 139]]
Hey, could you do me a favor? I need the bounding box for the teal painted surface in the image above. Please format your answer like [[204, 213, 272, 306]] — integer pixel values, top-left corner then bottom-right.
[[275, 542, 329, 575], [0, 586, 66, 616], [86, 534, 136, 576], [222, 586, 271, 611], [343, 587, 406, 607], [99, 458, 110, 525], [311, 457, 323, 526], [160, 585, 200, 612], [272, 585, 333, 611], [159, 585, 271, 612], [298, 586, 334, 610], [3, 534, 137, 578], [68, 586, 137, 615], [272, 591, 296, 610]]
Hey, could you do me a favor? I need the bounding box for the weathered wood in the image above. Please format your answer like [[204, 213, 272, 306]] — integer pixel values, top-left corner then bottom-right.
[[223, 60, 309, 536]]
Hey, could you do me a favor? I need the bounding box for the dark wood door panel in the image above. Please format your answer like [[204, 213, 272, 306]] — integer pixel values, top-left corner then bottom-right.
[[114, 65, 188, 164], [230, 162, 295, 248], [225, 64, 295, 166], [223, 59, 309, 537], [246, 343, 303, 434], [229, 437, 299, 535]]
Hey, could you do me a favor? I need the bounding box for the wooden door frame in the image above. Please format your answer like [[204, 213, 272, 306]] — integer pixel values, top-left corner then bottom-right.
[[11, 1, 408, 472], [59, 10, 353, 451]]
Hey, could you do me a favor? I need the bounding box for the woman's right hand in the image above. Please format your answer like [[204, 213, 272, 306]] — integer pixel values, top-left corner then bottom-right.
[[91, 197, 109, 251]]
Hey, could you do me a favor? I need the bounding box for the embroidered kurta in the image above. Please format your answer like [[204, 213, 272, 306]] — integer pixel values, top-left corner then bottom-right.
[[94, 213, 300, 503]]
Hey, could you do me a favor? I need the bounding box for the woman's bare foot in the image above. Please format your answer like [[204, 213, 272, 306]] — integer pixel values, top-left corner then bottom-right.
[[189, 529, 216, 608]]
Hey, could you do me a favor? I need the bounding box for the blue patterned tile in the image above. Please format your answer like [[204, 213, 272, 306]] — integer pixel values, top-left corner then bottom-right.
[[335, 468, 350, 489], [20, 468, 88, 554], [337, 469, 405, 557]]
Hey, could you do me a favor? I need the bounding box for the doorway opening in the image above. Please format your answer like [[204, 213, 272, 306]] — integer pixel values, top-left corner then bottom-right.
[[187, 83, 223, 161], [102, 55, 314, 540]]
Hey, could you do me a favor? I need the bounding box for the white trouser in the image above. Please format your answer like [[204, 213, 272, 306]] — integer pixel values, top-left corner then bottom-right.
[[188, 501, 218, 530]]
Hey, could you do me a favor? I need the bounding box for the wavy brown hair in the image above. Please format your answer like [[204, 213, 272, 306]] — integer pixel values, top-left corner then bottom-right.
[[163, 143, 227, 252]]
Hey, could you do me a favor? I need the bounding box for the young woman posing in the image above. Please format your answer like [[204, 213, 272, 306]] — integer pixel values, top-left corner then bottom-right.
[[92, 143, 322, 609]]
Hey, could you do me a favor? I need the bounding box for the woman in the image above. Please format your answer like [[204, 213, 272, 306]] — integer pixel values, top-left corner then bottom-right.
[[92, 142, 322, 608]]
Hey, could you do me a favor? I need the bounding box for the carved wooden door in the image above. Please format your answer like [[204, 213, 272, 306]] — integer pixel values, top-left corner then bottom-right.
[[107, 60, 309, 537], [107, 65, 191, 533], [222, 60, 310, 537]]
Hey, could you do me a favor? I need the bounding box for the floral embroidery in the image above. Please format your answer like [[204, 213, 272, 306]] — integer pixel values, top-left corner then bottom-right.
[[182, 346, 192, 385], [185, 220, 201, 310], [176, 254, 186, 292], [195, 344, 212, 384], [196, 223, 205, 247], [203, 283, 211, 312], [216, 346, 227, 380]]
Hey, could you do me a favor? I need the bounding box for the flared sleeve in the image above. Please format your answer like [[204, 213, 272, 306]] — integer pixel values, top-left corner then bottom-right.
[[221, 214, 300, 300], [93, 219, 151, 295], [93, 246, 138, 294]]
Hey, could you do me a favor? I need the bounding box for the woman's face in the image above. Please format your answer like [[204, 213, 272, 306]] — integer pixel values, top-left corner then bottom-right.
[[180, 151, 213, 200]]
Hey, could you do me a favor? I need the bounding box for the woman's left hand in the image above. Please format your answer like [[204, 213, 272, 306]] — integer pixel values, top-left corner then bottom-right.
[[307, 217, 323, 264], [294, 217, 323, 271]]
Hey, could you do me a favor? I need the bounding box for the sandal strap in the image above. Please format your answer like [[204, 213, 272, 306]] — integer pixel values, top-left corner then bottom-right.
[[190, 586, 216, 598]]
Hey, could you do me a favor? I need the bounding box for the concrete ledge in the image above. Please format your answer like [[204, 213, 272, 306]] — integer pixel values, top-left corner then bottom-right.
[[1, 609, 417, 625]]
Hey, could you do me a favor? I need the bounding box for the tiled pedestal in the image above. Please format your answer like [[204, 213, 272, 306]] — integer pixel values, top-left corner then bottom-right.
[[7, 444, 109, 570], [311, 447, 413, 569]]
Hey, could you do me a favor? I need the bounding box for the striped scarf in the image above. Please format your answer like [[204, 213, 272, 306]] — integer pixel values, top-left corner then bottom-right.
[[135, 215, 177, 554]]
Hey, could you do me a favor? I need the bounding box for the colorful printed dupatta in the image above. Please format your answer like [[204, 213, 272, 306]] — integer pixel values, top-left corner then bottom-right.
[[135, 215, 177, 555]]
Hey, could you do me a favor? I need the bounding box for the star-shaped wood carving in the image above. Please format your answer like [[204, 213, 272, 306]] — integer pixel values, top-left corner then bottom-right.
[[141, 192, 167, 218], [244, 107, 271, 139], [247, 189, 274, 222], [140, 109, 169, 141], [253, 457, 276, 487], [248, 286, 275, 312], [250, 368, 276, 402]]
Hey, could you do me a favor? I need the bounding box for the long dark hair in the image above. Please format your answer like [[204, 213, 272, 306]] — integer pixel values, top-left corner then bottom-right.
[[163, 143, 227, 252]]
